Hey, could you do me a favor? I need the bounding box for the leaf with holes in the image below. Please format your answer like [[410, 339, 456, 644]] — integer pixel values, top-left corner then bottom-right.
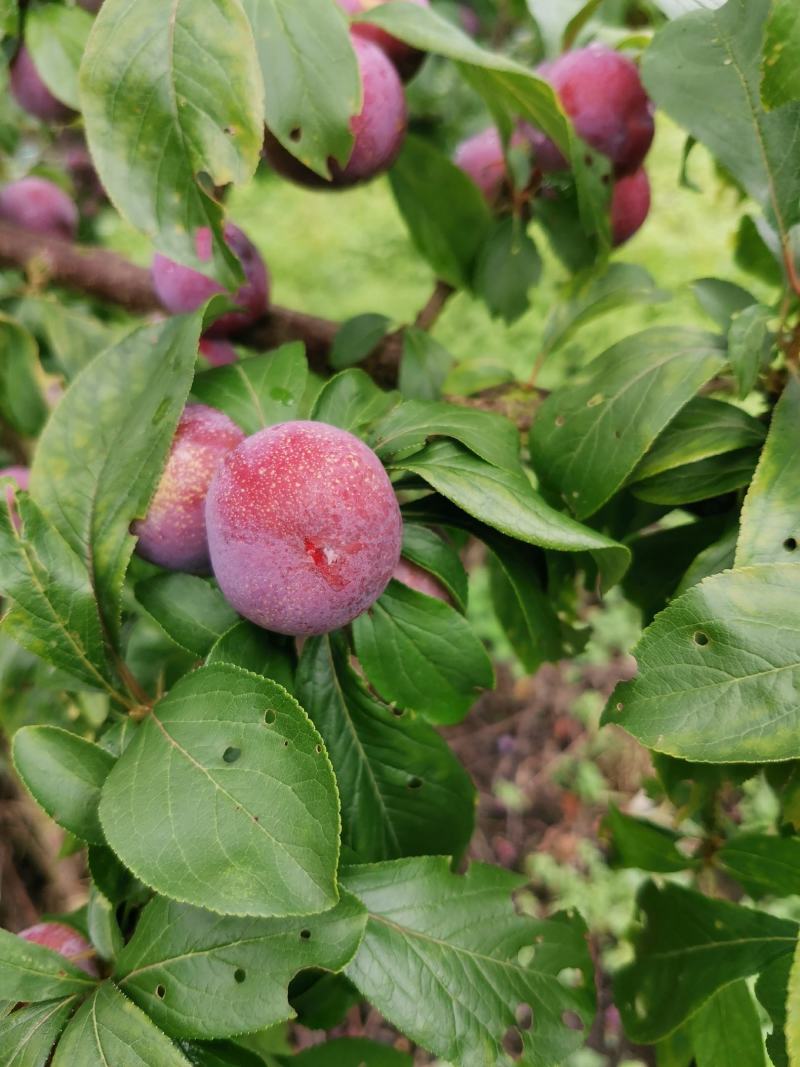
[[114, 892, 366, 1039], [296, 633, 475, 862], [26, 2, 92, 109], [0, 998, 80, 1067], [99, 663, 340, 918], [342, 857, 595, 1067], [529, 327, 726, 519], [0, 929, 98, 1003], [737, 375, 800, 567], [12, 726, 115, 844], [614, 881, 797, 1044], [191, 344, 308, 436], [30, 315, 202, 642], [51, 982, 192, 1067], [605, 564, 800, 761], [80, 0, 263, 282], [136, 575, 239, 658]]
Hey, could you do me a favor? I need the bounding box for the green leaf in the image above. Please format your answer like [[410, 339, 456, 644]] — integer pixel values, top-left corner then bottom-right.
[[689, 980, 768, 1067], [388, 135, 491, 289], [676, 522, 738, 594], [80, 0, 263, 281], [295, 633, 475, 862], [88, 885, 124, 963], [12, 726, 115, 844], [630, 448, 759, 506], [728, 304, 773, 398], [343, 857, 595, 1067], [717, 833, 800, 898], [0, 929, 97, 1002], [25, 2, 92, 109], [51, 982, 192, 1067], [0, 0, 18, 41], [529, 327, 727, 519], [136, 575, 239, 658], [0, 495, 115, 695], [99, 663, 340, 918], [527, 0, 604, 56], [373, 398, 520, 471], [788, 941, 800, 1066], [332, 315, 392, 372], [30, 315, 202, 642], [604, 805, 692, 873], [392, 440, 630, 588], [542, 263, 668, 355], [192, 344, 307, 437], [115, 892, 366, 1039], [311, 370, 397, 434], [761, 0, 800, 109], [36, 299, 113, 380], [691, 277, 757, 329], [0, 315, 47, 438], [288, 1039, 412, 1067], [473, 218, 542, 325], [180, 1040, 269, 1067], [605, 564, 800, 762], [242, 0, 359, 178], [488, 544, 562, 671], [398, 327, 452, 402], [643, 0, 800, 245], [737, 375, 800, 568], [630, 398, 766, 482], [352, 580, 493, 724], [400, 523, 468, 611], [614, 881, 797, 1043], [735, 215, 784, 288], [0, 998, 79, 1067], [206, 621, 295, 695], [756, 955, 791, 1067]]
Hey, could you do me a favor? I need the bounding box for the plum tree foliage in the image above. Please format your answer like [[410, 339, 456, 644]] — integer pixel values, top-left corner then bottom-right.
[[0, 0, 798, 1064]]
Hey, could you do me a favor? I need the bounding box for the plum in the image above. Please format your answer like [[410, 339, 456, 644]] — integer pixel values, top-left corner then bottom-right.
[[199, 338, 238, 367], [0, 466, 29, 530], [10, 46, 73, 124], [453, 124, 535, 203], [0, 177, 78, 240], [611, 166, 650, 245], [393, 557, 450, 603], [151, 223, 269, 338], [19, 922, 99, 977], [531, 45, 654, 176], [206, 421, 402, 636], [459, 5, 481, 36], [337, 0, 430, 81], [134, 405, 244, 574], [77, 0, 104, 10], [263, 35, 407, 189]]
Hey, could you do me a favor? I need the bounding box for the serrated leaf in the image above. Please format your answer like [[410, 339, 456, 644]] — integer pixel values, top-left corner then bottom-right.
[[606, 563, 800, 762], [400, 523, 468, 611], [206, 621, 295, 695], [343, 857, 595, 1067], [728, 304, 773, 398], [295, 633, 475, 862], [643, 0, 800, 245], [604, 805, 692, 873], [737, 375, 800, 567], [0, 929, 97, 1002], [0, 998, 79, 1067], [12, 726, 115, 844], [180, 1041, 269, 1067], [398, 327, 452, 402], [115, 892, 366, 1039], [99, 663, 340, 918], [332, 315, 392, 372], [191, 344, 307, 437], [26, 3, 92, 110], [242, 0, 359, 177], [51, 982, 192, 1067], [529, 327, 727, 519], [761, 0, 800, 110], [391, 440, 630, 588], [30, 315, 202, 643], [689, 980, 768, 1067], [373, 398, 520, 471], [80, 0, 263, 281], [473, 218, 542, 325], [0, 315, 47, 438], [352, 580, 493, 724], [630, 447, 759, 505], [311, 370, 398, 434], [136, 574, 238, 657], [614, 881, 797, 1044], [717, 833, 800, 898]]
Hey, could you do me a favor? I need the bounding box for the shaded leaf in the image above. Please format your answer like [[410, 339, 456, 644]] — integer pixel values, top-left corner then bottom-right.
[[0, 315, 47, 438], [332, 315, 392, 371], [604, 805, 692, 873], [287, 1038, 412, 1067], [400, 523, 468, 611], [473, 218, 542, 324], [136, 574, 238, 658], [691, 277, 756, 329], [26, 3, 92, 109], [0, 929, 97, 1002], [717, 833, 800, 898], [728, 304, 773, 398], [761, 0, 800, 110], [0, 998, 79, 1067], [629, 447, 759, 505], [398, 327, 452, 402], [206, 621, 295, 695], [311, 370, 397, 434]]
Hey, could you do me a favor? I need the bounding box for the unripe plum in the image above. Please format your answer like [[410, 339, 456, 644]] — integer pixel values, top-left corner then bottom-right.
[[531, 45, 654, 176], [10, 47, 73, 124], [151, 223, 269, 338], [393, 558, 450, 603], [337, 0, 430, 81], [0, 466, 29, 530], [134, 405, 244, 574], [199, 338, 238, 367], [19, 922, 99, 977], [0, 177, 78, 240], [206, 421, 403, 636], [611, 166, 650, 246], [263, 36, 407, 189]]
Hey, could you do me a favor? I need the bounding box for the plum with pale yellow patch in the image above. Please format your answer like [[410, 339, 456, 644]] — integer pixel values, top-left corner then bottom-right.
[[19, 922, 99, 977], [134, 405, 244, 574], [206, 421, 402, 636]]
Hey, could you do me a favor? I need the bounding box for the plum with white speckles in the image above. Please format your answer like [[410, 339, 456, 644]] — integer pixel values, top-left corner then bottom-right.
[[393, 558, 451, 604], [134, 405, 245, 574], [20, 922, 99, 977], [206, 421, 403, 636]]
